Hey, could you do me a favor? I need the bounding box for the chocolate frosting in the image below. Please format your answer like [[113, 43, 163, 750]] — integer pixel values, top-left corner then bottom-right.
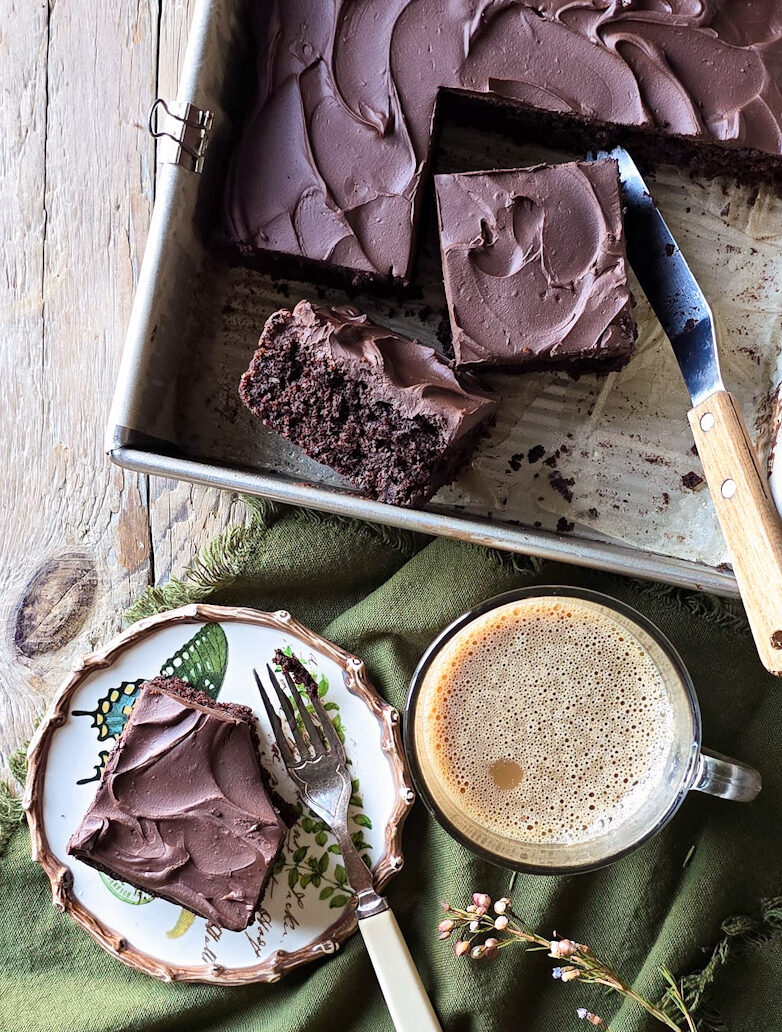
[[67, 679, 285, 932], [225, 0, 782, 279], [281, 300, 498, 437], [436, 160, 635, 367]]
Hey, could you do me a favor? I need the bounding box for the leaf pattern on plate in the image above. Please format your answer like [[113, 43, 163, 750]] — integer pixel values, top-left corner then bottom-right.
[[159, 623, 228, 697]]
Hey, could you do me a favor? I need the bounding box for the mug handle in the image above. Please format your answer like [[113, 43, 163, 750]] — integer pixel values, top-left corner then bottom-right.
[[692, 748, 762, 802]]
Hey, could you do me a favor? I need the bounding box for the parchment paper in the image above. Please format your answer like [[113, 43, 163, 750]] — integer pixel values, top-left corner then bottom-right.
[[176, 129, 782, 573]]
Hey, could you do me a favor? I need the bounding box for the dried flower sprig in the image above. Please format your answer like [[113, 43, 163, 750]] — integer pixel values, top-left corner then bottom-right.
[[438, 893, 696, 1032]]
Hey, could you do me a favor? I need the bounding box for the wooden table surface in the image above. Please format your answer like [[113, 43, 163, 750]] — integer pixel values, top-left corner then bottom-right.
[[0, 0, 240, 775]]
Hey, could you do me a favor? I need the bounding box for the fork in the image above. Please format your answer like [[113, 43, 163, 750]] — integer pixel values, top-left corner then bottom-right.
[[254, 664, 443, 1032]]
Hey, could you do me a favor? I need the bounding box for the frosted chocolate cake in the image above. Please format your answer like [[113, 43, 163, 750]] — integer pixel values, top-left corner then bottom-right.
[[67, 677, 286, 933], [435, 159, 636, 372], [238, 301, 498, 508], [224, 1, 782, 282]]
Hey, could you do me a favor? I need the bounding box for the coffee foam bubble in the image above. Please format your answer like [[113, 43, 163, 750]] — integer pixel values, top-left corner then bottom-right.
[[420, 597, 676, 846]]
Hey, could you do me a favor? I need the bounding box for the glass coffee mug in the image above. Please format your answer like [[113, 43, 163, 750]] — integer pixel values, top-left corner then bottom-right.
[[404, 586, 761, 874]]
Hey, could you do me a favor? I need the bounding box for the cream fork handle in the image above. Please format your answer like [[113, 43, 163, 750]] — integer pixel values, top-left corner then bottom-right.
[[359, 908, 443, 1032]]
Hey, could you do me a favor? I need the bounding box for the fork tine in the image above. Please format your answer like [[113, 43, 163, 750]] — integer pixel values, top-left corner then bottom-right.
[[281, 669, 326, 755], [305, 681, 346, 760], [266, 664, 310, 758], [253, 668, 294, 764]]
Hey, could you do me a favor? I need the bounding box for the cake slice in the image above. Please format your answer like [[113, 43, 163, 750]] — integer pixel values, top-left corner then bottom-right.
[[67, 676, 286, 932], [239, 300, 499, 508], [435, 160, 637, 372]]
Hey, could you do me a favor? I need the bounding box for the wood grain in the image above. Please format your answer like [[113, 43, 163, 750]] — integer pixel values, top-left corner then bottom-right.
[[689, 390, 782, 675], [0, 0, 161, 770]]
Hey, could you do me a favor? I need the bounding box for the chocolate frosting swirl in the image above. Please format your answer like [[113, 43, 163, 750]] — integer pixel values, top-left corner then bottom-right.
[[289, 300, 498, 436], [68, 679, 285, 932], [225, 0, 782, 279], [436, 160, 635, 367]]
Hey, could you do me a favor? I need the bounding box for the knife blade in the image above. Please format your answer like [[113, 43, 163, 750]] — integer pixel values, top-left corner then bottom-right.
[[597, 146, 723, 406], [594, 145, 782, 677]]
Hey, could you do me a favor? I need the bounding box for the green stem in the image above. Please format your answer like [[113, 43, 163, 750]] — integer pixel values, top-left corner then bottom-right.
[[444, 907, 691, 1032], [589, 977, 684, 1032], [281, 864, 352, 894]]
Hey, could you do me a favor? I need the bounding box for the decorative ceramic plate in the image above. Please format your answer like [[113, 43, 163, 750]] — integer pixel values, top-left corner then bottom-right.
[[24, 604, 414, 984]]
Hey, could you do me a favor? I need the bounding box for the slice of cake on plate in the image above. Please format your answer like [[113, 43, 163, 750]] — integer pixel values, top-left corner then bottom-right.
[[435, 159, 637, 373], [67, 676, 286, 932], [239, 300, 499, 508]]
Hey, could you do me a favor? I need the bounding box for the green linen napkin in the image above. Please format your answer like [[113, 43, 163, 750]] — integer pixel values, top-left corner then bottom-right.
[[2, 498, 781, 1032]]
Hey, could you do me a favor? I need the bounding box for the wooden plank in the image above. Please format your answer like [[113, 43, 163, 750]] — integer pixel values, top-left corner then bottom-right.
[[147, 478, 248, 588], [0, 0, 160, 770], [157, 0, 199, 101], [148, 0, 241, 588]]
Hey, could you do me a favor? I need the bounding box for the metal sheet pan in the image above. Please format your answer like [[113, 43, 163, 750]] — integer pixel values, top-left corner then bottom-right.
[[108, 0, 782, 599]]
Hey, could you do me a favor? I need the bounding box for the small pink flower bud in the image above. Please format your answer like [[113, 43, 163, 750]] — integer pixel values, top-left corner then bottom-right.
[[438, 931, 451, 940], [494, 915, 509, 930], [474, 905, 488, 917], [440, 901, 451, 912], [454, 940, 469, 957], [466, 904, 478, 914], [577, 1009, 603, 1026], [438, 919, 455, 934], [493, 897, 510, 915], [484, 937, 499, 957], [468, 920, 479, 932], [471, 944, 486, 959], [550, 938, 579, 958], [473, 892, 491, 909]]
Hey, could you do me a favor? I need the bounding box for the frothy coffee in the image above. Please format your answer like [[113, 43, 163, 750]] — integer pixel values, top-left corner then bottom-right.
[[419, 597, 676, 846]]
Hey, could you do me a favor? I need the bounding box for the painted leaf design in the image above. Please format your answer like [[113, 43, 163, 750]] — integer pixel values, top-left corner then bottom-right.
[[98, 873, 152, 905], [159, 623, 228, 698]]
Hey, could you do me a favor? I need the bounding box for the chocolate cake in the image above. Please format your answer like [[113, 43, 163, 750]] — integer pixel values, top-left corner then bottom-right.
[[435, 160, 637, 372], [238, 300, 498, 508], [67, 676, 286, 932], [224, 1, 782, 282]]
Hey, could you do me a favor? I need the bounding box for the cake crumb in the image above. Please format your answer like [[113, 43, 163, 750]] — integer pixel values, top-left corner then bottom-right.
[[681, 471, 704, 490], [549, 471, 575, 503]]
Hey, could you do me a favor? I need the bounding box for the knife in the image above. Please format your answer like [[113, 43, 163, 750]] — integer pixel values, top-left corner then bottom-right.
[[597, 146, 782, 676]]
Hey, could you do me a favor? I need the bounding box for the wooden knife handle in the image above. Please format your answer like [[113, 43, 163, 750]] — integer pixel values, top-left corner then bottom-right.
[[689, 390, 782, 676]]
